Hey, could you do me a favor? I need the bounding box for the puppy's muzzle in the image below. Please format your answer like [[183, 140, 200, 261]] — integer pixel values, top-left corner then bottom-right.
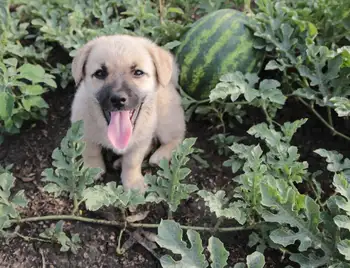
[[96, 81, 143, 125], [110, 91, 128, 110]]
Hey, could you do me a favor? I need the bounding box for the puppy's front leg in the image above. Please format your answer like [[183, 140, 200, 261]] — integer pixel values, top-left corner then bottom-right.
[[121, 142, 150, 193], [83, 140, 106, 178]]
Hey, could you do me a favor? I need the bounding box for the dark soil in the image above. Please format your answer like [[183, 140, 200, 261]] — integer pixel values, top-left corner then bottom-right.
[[0, 75, 349, 267]]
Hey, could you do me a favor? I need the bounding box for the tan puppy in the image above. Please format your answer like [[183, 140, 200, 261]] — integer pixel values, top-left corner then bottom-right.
[[70, 34, 185, 192]]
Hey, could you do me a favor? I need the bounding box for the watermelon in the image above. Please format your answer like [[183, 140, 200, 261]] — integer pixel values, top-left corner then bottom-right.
[[176, 9, 264, 100]]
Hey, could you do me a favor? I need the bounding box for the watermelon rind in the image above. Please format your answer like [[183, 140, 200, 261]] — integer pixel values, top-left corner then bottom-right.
[[176, 9, 264, 100]]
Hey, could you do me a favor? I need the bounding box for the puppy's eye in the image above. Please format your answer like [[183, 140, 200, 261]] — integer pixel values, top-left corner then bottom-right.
[[93, 69, 108, 79], [133, 69, 144, 77]]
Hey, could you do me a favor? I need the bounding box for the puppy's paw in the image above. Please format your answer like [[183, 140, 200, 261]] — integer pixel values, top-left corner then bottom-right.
[[122, 175, 147, 194], [84, 156, 106, 173], [149, 150, 169, 166]]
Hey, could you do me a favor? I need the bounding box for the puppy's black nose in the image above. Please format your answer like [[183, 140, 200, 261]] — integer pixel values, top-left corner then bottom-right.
[[110, 92, 127, 109]]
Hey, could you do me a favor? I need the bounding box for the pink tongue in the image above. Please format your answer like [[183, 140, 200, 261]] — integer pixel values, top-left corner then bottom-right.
[[107, 111, 132, 150]]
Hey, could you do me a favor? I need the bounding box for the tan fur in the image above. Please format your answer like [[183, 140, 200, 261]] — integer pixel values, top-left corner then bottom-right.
[[70, 34, 186, 192]]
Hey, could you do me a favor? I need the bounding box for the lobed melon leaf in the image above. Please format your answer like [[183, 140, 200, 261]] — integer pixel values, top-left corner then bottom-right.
[[156, 220, 229, 268], [145, 138, 199, 212], [197, 189, 247, 225]]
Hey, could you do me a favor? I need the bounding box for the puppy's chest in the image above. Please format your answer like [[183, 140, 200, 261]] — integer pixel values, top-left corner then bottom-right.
[[101, 137, 159, 170]]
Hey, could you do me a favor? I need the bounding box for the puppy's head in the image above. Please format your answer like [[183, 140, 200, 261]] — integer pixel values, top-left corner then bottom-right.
[[72, 34, 175, 113]]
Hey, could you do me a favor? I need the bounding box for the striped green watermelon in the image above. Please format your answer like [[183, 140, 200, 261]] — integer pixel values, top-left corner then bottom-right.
[[176, 9, 264, 100]]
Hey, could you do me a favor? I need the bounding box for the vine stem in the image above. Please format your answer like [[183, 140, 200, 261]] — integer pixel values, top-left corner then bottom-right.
[[9, 215, 260, 232], [158, 0, 165, 24], [211, 107, 226, 133], [327, 107, 334, 130], [307, 180, 324, 208], [212, 216, 224, 233], [167, 210, 173, 220], [298, 97, 350, 142], [244, 0, 252, 14], [14, 232, 50, 243], [116, 229, 126, 255], [72, 196, 79, 215], [116, 209, 127, 255]]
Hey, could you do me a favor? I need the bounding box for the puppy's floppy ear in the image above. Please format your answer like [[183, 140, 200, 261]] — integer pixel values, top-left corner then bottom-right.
[[147, 43, 174, 87], [71, 40, 95, 85]]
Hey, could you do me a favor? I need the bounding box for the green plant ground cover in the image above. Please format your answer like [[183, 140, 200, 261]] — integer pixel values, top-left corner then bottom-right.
[[0, 74, 349, 267], [1, 0, 350, 267]]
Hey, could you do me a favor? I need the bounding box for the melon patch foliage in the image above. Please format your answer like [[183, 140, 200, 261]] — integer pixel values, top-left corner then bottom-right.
[[1, 0, 350, 267]]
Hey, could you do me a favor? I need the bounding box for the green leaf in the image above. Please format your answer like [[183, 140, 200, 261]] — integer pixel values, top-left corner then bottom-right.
[[289, 253, 329, 268], [145, 138, 198, 212], [208, 236, 229, 268], [247, 123, 281, 148], [259, 79, 286, 105], [280, 119, 308, 143], [247, 232, 267, 253], [43, 183, 63, 197], [0, 215, 8, 230], [337, 240, 350, 261], [332, 172, 350, 261], [246, 251, 265, 268], [265, 59, 286, 71], [330, 97, 350, 117], [55, 220, 64, 233], [0, 92, 14, 119], [156, 220, 229, 268], [298, 45, 343, 98], [0, 0, 9, 29], [334, 215, 350, 231], [83, 185, 118, 211], [156, 220, 208, 268], [163, 40, 181, 50], [3, 58, 17, 68], [21, 85, 46, 96], [244, 88, 260, 102], [0, 172, 14, 192], [57, 232, 71, 252], [51, 147, 74, 171], [71, 233, 81, 244], [22, 96, 49, 111], [18, 64, 57, 88], [337, 46, 350, 67], [39, 221, 81, 254], [11, 190, 28, 208], [197, 190, 246, 225], [260, 177, 331, 257], [41, 120, 101, 202], [69, 233, 81, 254], [167, 7, 185, 14], [293, 88, 318, 100], [209, 72, 259, 103], [315, 149, 350, 174], [270, 227, 312, 251], [280, 23, 295, 51], [83, 182, 146, 211], [333, 173, 350, 205], [0, 169, 27, 228], [225, 158, 244, 173]]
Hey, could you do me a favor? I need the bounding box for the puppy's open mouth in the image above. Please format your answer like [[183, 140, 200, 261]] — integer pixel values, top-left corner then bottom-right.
[[103, 104, 142, 151]]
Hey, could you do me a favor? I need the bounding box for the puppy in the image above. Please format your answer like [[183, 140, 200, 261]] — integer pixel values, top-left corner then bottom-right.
[[70, 34, 186, 192]]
